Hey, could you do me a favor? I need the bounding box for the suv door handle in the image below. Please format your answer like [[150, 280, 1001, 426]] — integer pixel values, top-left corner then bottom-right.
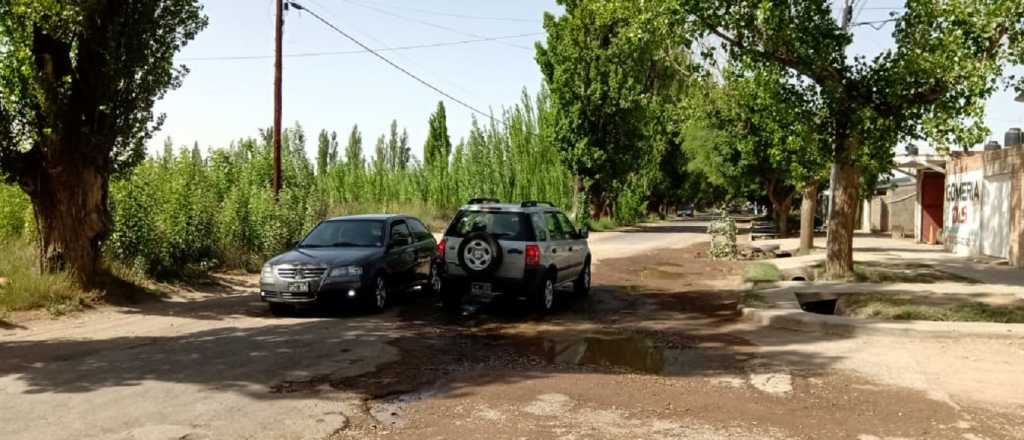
[[508, 249, 523, 255]]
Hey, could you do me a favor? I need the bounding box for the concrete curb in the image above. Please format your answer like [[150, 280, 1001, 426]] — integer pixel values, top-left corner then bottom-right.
[[741, 306, 1024, 339]]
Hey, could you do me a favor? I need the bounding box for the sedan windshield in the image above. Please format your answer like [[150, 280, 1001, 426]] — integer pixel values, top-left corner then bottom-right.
[[299, 220, 385, 248]]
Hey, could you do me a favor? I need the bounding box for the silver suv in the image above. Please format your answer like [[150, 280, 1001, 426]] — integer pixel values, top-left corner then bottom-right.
[[437, 199, 591, 313]]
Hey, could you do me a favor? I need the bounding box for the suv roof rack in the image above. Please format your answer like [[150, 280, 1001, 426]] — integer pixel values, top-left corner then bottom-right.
[[467, 198, 501, 205], [520, 201, 554, 208]]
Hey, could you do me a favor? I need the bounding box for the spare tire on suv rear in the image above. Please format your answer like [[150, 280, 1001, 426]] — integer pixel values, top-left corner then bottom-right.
[[457, 231, 504, 276]]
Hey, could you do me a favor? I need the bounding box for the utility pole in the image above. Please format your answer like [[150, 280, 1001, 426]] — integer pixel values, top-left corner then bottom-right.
[[272, 0, 284, 196]]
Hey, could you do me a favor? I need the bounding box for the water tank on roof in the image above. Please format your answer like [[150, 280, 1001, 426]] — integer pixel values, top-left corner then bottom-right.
[[984, 140, 1002, 151], [1005, 128, 1023, 147]]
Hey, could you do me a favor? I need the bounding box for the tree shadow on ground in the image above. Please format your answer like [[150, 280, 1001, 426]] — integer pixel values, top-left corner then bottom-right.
[[0, 318, 25, 330], [0, 280, 849, 402]]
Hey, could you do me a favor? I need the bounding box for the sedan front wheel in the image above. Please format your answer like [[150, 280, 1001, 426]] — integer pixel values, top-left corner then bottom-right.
[[366, 275, 388, 313]]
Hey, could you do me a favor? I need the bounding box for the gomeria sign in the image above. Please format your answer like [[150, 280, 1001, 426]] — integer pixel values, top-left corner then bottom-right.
[[946, 180, 980, 224], [944, 169, 982, 254]]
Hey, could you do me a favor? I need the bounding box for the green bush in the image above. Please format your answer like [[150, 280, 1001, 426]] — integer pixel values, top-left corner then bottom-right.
[[1, 90, 579, 284], [587, 217, 618, 232], [0, 184, 33, 241], [707, 216, 738, 259], [742, 262, 783, 283], [0, 241, 94, 315]]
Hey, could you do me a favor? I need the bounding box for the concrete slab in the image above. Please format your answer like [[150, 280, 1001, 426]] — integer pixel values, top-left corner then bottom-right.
[[741, 306, 1024, 339]]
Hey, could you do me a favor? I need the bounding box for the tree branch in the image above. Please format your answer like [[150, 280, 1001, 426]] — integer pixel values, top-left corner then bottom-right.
[[708, 26, 843, 88]]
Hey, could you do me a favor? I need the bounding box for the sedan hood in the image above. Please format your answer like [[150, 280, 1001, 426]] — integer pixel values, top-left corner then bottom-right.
[[267, 247, 382, 268]]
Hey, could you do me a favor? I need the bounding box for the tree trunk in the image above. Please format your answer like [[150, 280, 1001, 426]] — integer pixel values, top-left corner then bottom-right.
[[772, 201, 792, 237], [799, 181, 819, 255], [825, 163, 860, 278], [21, 163, 111, 287], [765, 178, 795, 237], [571, 176, 585, 219]]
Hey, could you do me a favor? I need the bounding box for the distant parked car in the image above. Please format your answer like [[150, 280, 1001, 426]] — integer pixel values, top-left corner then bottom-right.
[[437, 199, 591, 314], [259, 214, 439, 316], [677, 205, 694, 217]]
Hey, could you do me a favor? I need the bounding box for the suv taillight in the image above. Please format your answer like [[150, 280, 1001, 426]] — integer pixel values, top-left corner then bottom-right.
[[437, 239, 446, 259], [525, 244, 541, 267]]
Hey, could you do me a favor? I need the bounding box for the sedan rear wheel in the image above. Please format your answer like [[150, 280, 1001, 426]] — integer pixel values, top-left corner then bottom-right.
[[429, 266, 442, 294]]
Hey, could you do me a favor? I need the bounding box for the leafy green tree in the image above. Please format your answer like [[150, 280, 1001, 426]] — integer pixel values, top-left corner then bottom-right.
[[683, 65, 829, 238], [191, 141, 203, 167], [677, 0, 1024, 277], [536, 0, 691, 217], [344, 125, 364, 171], [316, 129, 338, 176], [0, 0, 206, 285], [384, 120, 411, 171], [423, 102, 453, 169]]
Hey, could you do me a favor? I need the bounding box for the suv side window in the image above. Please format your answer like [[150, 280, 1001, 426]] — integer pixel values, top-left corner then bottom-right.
[[390, 221, 412, 246], [532, 213, 548, 241], [407, 218, 431, 242], [544, 212, 566, 241], [556, 213, 579, 240]]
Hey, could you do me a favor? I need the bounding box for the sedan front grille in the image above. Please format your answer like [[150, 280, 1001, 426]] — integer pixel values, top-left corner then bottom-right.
[[275, 266, 327, 281]]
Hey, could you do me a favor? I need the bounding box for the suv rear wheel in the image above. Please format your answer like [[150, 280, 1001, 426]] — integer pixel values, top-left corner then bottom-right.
[[533, 274, 556, 314], [457, 232, 504, 276], [574, 260, 591, 296]]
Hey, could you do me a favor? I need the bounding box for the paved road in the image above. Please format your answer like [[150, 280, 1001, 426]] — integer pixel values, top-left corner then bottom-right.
[[1, 220, 1021, 440], [588, 220, 712, 262]]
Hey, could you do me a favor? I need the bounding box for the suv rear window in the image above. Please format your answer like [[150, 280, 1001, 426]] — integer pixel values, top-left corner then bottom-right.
[[445, 210, 536, 241]]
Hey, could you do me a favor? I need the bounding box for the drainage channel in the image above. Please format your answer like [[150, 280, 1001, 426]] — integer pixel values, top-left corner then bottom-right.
[[795, 293, 838, 315]]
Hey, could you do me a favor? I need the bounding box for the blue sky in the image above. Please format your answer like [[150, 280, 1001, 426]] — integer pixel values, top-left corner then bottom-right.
[[152, 0, 558, 159], [151, 0, 1024, 158]]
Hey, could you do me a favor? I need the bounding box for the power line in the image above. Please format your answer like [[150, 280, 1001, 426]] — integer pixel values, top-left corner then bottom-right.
[[853, 17, 900, 30], [338, 0, 533, 51], [285, 1, 497, 123], [181, 33, 543, 61], [347, 0, 538, 23]]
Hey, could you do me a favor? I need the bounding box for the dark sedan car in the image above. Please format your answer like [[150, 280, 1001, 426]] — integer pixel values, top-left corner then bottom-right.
[[259, 214, 439, 316]]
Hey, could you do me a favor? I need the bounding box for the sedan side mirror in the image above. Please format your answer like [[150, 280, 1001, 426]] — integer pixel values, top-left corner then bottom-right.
[[290, 240, 299, 248], [579, 227, 589, 239]]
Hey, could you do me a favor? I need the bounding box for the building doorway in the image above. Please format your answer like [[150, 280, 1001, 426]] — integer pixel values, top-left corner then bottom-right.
[[921, 171, 945, 244]]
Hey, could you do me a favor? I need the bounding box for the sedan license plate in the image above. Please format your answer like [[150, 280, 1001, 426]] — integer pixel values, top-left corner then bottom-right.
[[287, 282, 309, 293], [470, 282, 492, 296]]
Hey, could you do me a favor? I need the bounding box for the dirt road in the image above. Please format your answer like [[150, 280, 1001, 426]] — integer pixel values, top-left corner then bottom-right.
[[1, 221, 1022, 440]]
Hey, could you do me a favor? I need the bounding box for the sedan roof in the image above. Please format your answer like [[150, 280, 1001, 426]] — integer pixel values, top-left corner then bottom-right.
[[326, 214, 404, 222]]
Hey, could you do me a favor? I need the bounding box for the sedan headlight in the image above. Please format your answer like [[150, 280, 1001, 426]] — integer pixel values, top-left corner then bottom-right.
[[329, 266, 363, 278], [261, 264, 275, 281]]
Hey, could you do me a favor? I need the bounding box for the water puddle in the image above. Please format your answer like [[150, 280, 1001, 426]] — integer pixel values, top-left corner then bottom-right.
[[549, 335, 666, 373], [536, 335, 741, 376]]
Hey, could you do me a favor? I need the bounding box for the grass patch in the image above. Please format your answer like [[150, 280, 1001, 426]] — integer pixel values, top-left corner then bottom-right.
[[743, 262, 783, 283], [812, 262, 979, 284], [840, 294, 1024, 323], [0, 241, 96, 316], [741, 291, 770, 307], [587, 217, 619, 232]]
